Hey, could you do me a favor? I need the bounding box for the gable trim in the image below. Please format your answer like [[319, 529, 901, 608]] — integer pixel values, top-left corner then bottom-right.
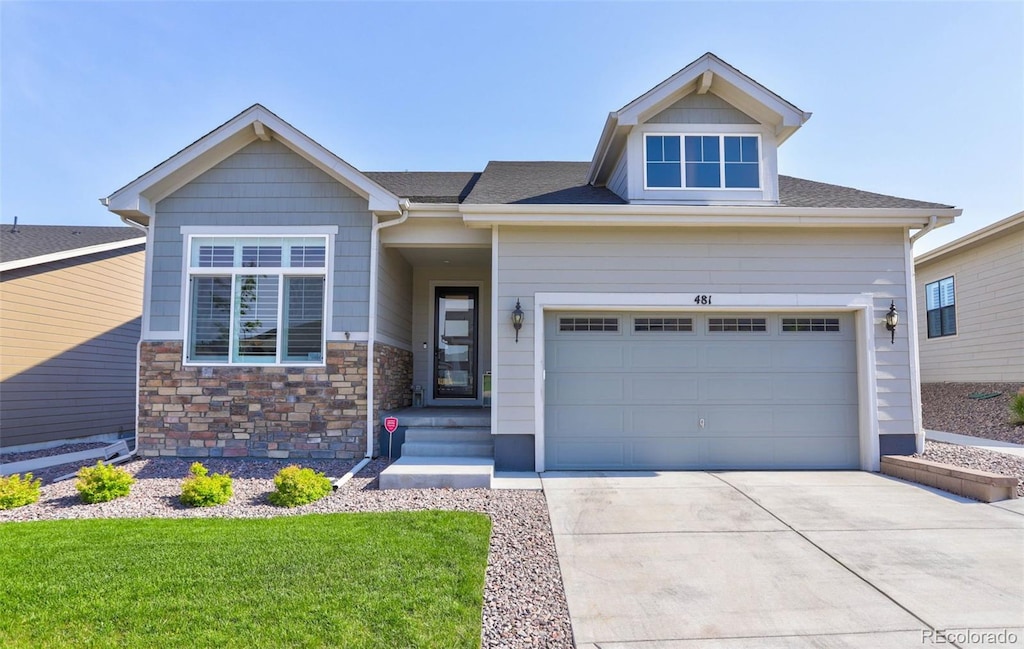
[[103, 105, 402, 221]]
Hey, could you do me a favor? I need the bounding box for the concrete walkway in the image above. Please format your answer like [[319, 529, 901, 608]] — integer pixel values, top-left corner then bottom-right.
[[926, 429, 1024, 458], [543, 471, 1024, 648]]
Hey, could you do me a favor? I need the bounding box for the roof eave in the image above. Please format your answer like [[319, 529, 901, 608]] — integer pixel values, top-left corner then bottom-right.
[[0, 237, 147, 273], [915, 210, 1024, 265]]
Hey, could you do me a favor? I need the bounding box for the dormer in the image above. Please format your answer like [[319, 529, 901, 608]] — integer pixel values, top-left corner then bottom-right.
[[587, 53, 811, 205]]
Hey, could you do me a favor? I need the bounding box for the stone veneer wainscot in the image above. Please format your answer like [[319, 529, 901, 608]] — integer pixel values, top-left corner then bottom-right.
[[137, 341, 379, 459]]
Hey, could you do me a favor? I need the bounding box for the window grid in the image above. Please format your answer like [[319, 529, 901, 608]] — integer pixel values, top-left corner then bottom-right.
[[708, 317, 767, 333], [781, 317, 840, 332], [634, 317, 693, 332], [644, 134, 760, 190], [559, 317, 619, 332]]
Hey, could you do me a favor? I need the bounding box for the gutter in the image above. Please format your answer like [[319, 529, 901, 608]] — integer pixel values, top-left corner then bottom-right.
[[909, 214, 939, 245], [365, 199, 411, 458]]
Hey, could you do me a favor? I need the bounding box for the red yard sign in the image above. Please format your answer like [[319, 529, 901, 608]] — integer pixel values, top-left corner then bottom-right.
[[383, 417, 399, 434]]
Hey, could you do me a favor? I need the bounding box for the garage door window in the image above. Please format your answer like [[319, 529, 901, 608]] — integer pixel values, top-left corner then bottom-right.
[[708, 317, 767, 332], [781, 317, 840, 332], [559, 317, 619, 332], [634, 317, 693, 332]]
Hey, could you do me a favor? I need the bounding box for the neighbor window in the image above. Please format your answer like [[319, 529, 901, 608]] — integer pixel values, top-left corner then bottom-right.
[[645, 134, 760, 189], [186, 236, 327, 364], [925, 276, 956, 338]]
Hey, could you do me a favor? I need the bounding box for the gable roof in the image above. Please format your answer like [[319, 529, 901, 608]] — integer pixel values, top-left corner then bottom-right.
[[103, 104, 403, 224], [588, 52, 812, 186], [0, 225, 145, 271], [915, 210, 1024, 265]]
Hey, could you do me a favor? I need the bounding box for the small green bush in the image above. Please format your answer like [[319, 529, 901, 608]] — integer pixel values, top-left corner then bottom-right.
[[1010, 393, 1024, 425], [0, 473, 42, 509], [269, 465, 333, 507], [75, 461, 134, 504], [180, 462, 233, 507]]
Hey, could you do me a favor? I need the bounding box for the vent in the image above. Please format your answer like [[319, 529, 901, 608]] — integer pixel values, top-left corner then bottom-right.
[[708, 317, 767, 332], [559, 317, 619, 332], [781, 317, 840, 332], [634, 317, 693, 332]]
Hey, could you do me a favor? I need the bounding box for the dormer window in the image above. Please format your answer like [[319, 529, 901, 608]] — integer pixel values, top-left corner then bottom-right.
[[645, 134, 761, 190]]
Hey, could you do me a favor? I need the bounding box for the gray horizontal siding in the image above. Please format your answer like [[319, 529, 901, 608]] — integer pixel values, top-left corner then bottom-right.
[[1, 248, 144, 448], [377, 247, 412, 346], [916, 227, 1024, 382], [494, 226, 912, 438], [150, 139, 371, 335], [608, 152, 628, 199], [646, 92, 758, 125]]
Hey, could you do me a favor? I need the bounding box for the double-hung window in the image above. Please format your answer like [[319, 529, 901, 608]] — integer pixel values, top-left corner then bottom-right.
[[925, 276, 956, 338], [187, 236, 327, 364], [645, 134, 760, 189]]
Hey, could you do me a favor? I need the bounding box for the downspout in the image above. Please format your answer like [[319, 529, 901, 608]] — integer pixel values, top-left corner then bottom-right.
[[909, 214, 938, 245], [118, 213, 150, 463], [365, 199, 411, 458]]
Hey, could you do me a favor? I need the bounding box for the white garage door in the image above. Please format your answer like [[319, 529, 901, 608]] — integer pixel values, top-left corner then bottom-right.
[[544, 312, 860, 470]]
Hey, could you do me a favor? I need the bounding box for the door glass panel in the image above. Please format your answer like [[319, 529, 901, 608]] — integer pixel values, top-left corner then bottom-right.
[[435, 288, 477, 398]]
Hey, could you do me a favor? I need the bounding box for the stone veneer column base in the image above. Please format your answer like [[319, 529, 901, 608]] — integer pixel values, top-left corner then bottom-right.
[[372, 342, 414, 457], [137, 341, 368, 459]]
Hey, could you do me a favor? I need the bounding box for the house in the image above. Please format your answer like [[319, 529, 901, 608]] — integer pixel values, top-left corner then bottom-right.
[[0, 224, 145, 451], [915, 211, 1024, 383], [102, 53, 960, 477]]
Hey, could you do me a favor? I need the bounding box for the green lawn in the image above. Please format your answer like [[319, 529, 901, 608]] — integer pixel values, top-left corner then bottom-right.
[[0, 511, 491, 648]]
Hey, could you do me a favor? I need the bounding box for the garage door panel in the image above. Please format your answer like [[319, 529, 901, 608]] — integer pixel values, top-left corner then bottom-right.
[[705, 376, 775, 401], [550, 406, 626, 434], [772, 343, 855, 370], [704, 438, 775, 468], [551, 343, 625, 371], [631, 439, 701, 468], [628, 376, 701, 402], [629, 344, 698, 369], [551, 440, 626, 469], [772, 437, 860, 469], [630, 406, 700, 432], [704, 343, 774, 369], [773, 374, 857, 402], [548, 375, 625, 403], [773, 405, 859, 436]]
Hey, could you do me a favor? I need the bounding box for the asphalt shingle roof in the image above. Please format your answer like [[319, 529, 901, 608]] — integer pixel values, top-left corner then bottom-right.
[[366, 163, 953, 210], [0, 225, 144, 264]]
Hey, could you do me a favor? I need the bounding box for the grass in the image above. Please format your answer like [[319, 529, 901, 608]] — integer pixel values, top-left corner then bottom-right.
[[0, 511, 491, 648]]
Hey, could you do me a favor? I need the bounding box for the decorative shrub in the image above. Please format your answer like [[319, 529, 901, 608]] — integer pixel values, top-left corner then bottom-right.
[[1010, 393, 1024, 425], [180, 462, 233, 507], [75, 461, 135, 504], [269, 465, 333, 507], [0, 473, 42, 510]]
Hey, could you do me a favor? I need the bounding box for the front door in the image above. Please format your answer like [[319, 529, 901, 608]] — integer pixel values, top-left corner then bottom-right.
[[434, 287, 479, 399]]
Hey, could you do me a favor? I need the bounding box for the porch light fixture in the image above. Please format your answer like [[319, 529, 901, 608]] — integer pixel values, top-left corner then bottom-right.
[[511, 299, 525, 343], [885, 301, 899, 344]]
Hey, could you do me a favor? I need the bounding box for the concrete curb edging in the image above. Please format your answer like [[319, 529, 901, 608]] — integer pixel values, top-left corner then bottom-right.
[[881, 455, 1019, 502]]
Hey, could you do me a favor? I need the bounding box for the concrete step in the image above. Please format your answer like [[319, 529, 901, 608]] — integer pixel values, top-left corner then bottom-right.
[[379, 456, 493, 490], [388, 411, 491, 428], [401, 441, 494, 458], [404, 427, 492, 444]]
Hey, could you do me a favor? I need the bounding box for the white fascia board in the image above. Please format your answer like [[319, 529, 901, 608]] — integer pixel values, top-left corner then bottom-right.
[[0, 237, 146, 273], [586, 113, 622, 183], [104, 105, 403, 219], [406, 203, 463, 219], [460, 204, 960, 229], [915, 210, 1024, 265]]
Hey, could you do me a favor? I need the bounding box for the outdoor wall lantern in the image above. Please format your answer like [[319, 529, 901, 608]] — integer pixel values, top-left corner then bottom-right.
[[511, 299, 525, 343], [885, 301, 899, 344]]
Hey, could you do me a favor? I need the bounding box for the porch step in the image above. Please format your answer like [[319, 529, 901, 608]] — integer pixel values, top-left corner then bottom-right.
[[404, 427, 492, 444], [379, 456, 493, 490], [390, 411, 491, 428], [401, 442, 494, 458]]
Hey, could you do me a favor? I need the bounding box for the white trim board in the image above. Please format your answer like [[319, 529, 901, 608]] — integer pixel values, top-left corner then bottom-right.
[[531, 292, 880, 473], [0, 237, 145, 273]]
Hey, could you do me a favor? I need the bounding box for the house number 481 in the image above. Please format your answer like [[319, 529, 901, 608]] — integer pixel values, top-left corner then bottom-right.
[[693, 295, 713, 305]]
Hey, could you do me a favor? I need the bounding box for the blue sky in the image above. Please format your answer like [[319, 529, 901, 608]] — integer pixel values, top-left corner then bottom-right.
[[2, 1, 1021, 253]]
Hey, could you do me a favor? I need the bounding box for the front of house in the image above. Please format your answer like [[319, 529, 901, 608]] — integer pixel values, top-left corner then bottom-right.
[[104, 53, 959, 473]]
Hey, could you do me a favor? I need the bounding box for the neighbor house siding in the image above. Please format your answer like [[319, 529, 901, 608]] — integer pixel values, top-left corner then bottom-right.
[[148, 139, 372, 337], [916, 226, 1024, 382], [0, 246, 144, 449], [646, 92, 758, 125], [495, 226, 912, 438], [376, 247, 413, 348]]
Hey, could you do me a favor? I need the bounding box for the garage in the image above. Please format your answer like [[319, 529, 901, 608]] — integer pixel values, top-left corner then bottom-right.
[[544, 311, 860, 470]]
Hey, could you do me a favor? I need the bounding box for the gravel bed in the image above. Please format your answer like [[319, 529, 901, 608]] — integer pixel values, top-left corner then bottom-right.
[[0, 441, 114, 466], [0, 456, 573, 649], [921, 382, 1024, 444], [916, 440, 1024, 498]]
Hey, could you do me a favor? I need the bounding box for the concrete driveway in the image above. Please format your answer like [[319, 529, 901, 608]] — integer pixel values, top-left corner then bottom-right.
[[542, 471, 1024, 648]]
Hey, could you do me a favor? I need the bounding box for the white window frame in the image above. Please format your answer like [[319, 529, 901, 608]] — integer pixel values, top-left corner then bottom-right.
[[924, 276, 957, 339], [643, 133, 762, 191], [181, 229, 335, 367]]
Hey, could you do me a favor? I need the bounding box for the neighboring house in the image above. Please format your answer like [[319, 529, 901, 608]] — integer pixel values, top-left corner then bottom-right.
[[0, 224, 146, 450], [915, 211, 1024, 383], [103, 52, 960, 473]]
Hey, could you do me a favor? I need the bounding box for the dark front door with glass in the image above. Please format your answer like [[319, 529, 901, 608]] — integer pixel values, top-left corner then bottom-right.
[[434, 287, 478, 399]]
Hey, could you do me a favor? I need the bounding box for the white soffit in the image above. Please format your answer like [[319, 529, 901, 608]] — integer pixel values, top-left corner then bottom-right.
[[103, 105, 402, 220]]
